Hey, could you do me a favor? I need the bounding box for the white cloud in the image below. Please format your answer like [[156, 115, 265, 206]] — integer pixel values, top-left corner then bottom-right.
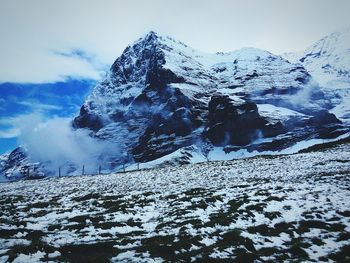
[[17, 101, 62, 111], [0, 100, 62, 139], [1, 0, 349, 83], [0, 127, 20, 138], [0, 112, 44, 138], [16, 113, 121, 174], [0, 98, 5, 110], [0, 47, 103, 83], [0, 108, 122, 176]]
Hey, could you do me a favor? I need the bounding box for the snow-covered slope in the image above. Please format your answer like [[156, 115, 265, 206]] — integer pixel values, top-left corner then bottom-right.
[[0, 143, 349, 262], [0, 147, 47, 182], [284, 30, 350, 88], [283, 29, 350, 122], [1, 31, 349, 180]]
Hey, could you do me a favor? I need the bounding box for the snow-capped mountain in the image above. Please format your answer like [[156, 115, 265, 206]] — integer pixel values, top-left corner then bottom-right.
[[1, 31, 349, 181], [72, 31, 344, 160], [283, 29, 350, 122]]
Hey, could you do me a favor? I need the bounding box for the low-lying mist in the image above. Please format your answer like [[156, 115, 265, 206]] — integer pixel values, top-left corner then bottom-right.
[[17, 113, 121, 175]]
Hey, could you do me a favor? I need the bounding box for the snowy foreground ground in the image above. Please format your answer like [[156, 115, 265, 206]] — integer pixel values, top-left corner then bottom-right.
[[0, 144, 350, 262]]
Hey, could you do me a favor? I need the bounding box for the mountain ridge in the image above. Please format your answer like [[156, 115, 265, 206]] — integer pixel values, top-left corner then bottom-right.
[[282, 29, 350, 122], [1, 31, 349, 181]]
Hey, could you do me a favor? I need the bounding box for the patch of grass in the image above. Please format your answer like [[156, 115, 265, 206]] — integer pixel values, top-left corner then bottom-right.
[[265, 195, 285, 202], [137, 234, 177, 260], [69, 215, 90, 224], [298, 137, 350, 153], [245, 202, 267, 212], [255, 189, 270, 196], [187, 200, 208, 210], [227, 199, 245, 213], [256, 247, 281, 260], [163, 194, 178, 200], [100, 199, 131, 213], [89, 215, 105, 224], [0, 229, 20, 239], [101, 194, 125, 200], [289, 242, 309, 259], [63, 223, 87, 232], [273, 221, 296, 235], [29, 209, 49, 218], [328, 222, 346, 232], [205, 195, 224, 203], [328, 244, 350, 262], [30, 201, 51, 209], [247, 224, 282, 237], [142, 191, 154, 197], [232, 248, 257, 263], [0, 218, 26, 228], [337, 210, 350, 217], [58, 241, 120, 263], [184, 188, 207, 196], [47, 224, 61, 231], [235, 184, 250, 189], [311, 237, 325, 246], [94, 221, 125, 230], [283, 205, 292, 210], [206, 211, 233, 227], [337, 232, 350, 242], [215, 229, 256, 255], [126, 218, 143, 228], [154, 220, 175, 230], [72, 193, 100, 202], [264, 211, 282, 220], [6, 230, 56, 262], [297, 220, 329, 234]]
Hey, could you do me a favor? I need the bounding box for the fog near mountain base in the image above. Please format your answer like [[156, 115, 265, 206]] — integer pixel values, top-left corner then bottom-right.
[[289, 83, 315, 106], [17, 113, 121, 175], [288, 80, 328, 111]]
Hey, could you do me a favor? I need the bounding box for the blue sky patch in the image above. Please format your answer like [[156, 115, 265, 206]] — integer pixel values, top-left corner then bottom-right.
[[0, 79, 96, 153]]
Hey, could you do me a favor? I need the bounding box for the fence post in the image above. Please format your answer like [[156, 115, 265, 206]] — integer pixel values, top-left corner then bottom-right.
[[137, 163, 140, 170], [123, 163, 125, 172], [27, 167, 30, 177], [59, 167, 61, 177], [82, 165, 85, 175], [98, 165, 101, 175]]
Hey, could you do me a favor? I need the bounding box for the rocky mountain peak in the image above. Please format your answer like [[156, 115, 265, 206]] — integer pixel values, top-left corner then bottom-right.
[[2, 31, 349, 181], [72, 32, 345, 164], [283, 30, 350, 87], [282, 29, 350, 122]]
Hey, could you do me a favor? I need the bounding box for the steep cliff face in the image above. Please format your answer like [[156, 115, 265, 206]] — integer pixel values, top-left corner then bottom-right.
[[72, 31, 343, 163], [1, 31, 348, 180]]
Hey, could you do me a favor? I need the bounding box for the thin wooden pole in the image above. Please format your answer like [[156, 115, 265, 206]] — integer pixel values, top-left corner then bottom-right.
[[98, 165, 101, 175], [59, 167, 61, 177], [82, 165, 85, 175]]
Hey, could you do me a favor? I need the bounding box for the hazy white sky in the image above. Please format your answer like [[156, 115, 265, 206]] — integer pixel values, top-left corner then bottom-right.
[[0, 0, 349, 83]]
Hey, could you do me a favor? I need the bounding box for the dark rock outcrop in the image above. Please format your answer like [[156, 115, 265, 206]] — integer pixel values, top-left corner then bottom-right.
[[207, 95, 265, 145]]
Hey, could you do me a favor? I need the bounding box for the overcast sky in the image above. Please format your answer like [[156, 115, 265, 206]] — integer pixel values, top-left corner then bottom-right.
[[0, 0, 350, 83]]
